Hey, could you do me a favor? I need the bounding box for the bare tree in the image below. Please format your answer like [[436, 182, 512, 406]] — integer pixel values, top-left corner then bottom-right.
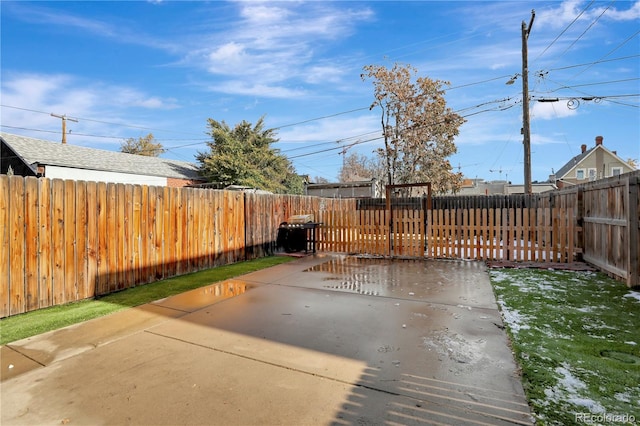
[[120, 133, 164, 157], [362, 63, 465, 194], [338, 152, 375, 182]]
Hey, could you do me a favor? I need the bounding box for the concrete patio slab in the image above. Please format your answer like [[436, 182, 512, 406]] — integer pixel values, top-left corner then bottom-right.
[[1, 254, 534, 425], [3, 303, 184, 369]]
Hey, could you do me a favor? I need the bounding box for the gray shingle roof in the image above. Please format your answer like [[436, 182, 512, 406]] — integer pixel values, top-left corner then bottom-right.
[[1, 132, 201, 180], [555, 147, 594, 179]]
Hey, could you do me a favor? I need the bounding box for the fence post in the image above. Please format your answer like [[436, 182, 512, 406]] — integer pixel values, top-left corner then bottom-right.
[[627, 174, 639, 287], [576, 187, 584, 262]]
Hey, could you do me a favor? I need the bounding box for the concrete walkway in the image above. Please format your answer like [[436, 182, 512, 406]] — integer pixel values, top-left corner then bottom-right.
[[1, 254, 533, 425]]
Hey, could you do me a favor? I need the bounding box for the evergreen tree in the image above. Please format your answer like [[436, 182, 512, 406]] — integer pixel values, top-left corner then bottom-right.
[[197, 117, 303, 194]]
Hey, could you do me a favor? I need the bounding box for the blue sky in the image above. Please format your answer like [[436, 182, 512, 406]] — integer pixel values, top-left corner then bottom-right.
[[2, 0, 639, 184]]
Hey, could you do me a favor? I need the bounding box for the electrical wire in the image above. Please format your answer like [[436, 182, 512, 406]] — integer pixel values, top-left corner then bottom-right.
[[533, 0, 595, 63], [0, 104, 206, 137], [534, 78, 640, 94], [552, 1, 613, 63], [541, 54, 640, 73], [568, 29, 640, 81], [286, 103, 518, 160]]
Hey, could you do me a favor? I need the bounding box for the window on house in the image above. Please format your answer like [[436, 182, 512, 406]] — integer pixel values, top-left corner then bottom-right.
[[612, 167, 622, 176], [588, 168, 597, 181], [576, 169, 585, 180]]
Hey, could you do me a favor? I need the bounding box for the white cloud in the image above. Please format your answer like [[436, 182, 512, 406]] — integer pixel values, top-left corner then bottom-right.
[[278, 114, 380, 145], [531, 101, 579, 120], [1, 72, 180, 145], [3, 2, 178, 52], [602, 0, 640, 20], [531, 133, 566, 145], [537, 0, 640, 29], [194, 2, 374, 97], [304, 65, 347, 84], [240, 4, 292, 24], [208, 81, 307, 99]]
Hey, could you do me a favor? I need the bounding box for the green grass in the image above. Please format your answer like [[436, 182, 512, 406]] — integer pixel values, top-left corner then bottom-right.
[[489, 268, 640, 426], [0, 256, 295, 346]]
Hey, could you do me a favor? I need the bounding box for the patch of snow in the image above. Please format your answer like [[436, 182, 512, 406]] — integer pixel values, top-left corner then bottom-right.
[[614, 392, 631, 403], [544, 364, 606, 414], [581, 320, 618, 332], [496, 299, 531, 334], [625, 341, 637, 345], [422, 332, 484, 365], [489, 270, 511, 283], [623, 291, 640, 303]]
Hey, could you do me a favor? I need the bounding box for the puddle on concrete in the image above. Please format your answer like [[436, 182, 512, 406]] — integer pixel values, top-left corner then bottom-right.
[[304, 256, 486, 298], [152, 280, 253, 312]]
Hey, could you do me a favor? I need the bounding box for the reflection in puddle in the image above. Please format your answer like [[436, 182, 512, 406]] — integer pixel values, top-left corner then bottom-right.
[[201, 280, 250, 298], [152, 279, 252, 312], [304, 256, 486, 298], [307, 257, 405, 296]]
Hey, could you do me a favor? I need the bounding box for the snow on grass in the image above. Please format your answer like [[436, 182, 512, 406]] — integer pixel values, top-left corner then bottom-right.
[[489, 267, 640, 424], [623, 291, 640, 303], [496, 299, 531, 334], [542, 364, 606, 414], [614, 392, 631, 403]]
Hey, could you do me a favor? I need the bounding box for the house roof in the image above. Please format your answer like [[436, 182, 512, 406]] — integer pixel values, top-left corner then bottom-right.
[[1, 132, 202, 180], [554, 142, 634, 180], [555, 146, 595, 179], [305, 179, 376, 189]]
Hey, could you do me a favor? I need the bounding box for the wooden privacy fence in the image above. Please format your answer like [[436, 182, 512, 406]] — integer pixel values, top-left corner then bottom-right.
[[315, 194, 580, 262], [2, 171, 638, 317], [0, 175, 334, 318], [427, 192, 579, 263], [576, 172, 639, 287], [1, 176, 249, 318], [315, 172, 638, 289]]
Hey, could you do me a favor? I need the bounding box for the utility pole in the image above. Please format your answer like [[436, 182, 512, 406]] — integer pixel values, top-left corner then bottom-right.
[[522, 10, 535, 194], [51, 113, 78, 144]]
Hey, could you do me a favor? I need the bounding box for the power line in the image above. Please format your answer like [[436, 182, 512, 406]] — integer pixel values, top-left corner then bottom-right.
[[286, 103, 518, 160], [552, 1, 613, 62], [0, 70, 526, 144], [280, 98, 517, 157], [534, 77, 640, 93], [447, 75, 514, 91], [271, 107, 370, 130], [0, 104, 205, 137], [3, 95, 520, 160], [533, 0, 594, 63], [568, 29, 640, 81], [542, 54, 640, 73]]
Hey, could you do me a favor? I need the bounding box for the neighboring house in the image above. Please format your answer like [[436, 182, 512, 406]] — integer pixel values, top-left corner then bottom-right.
[[1, 132, 206, 187], [186, 183, 273, 194], [304, 179, 379, 198], [454, 178, 556, 195], [552, 136, 636, 189]]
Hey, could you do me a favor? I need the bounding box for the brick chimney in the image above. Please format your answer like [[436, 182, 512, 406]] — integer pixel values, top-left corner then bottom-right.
[[595, 135, 603, 146], [581, 144, 587, 153]]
